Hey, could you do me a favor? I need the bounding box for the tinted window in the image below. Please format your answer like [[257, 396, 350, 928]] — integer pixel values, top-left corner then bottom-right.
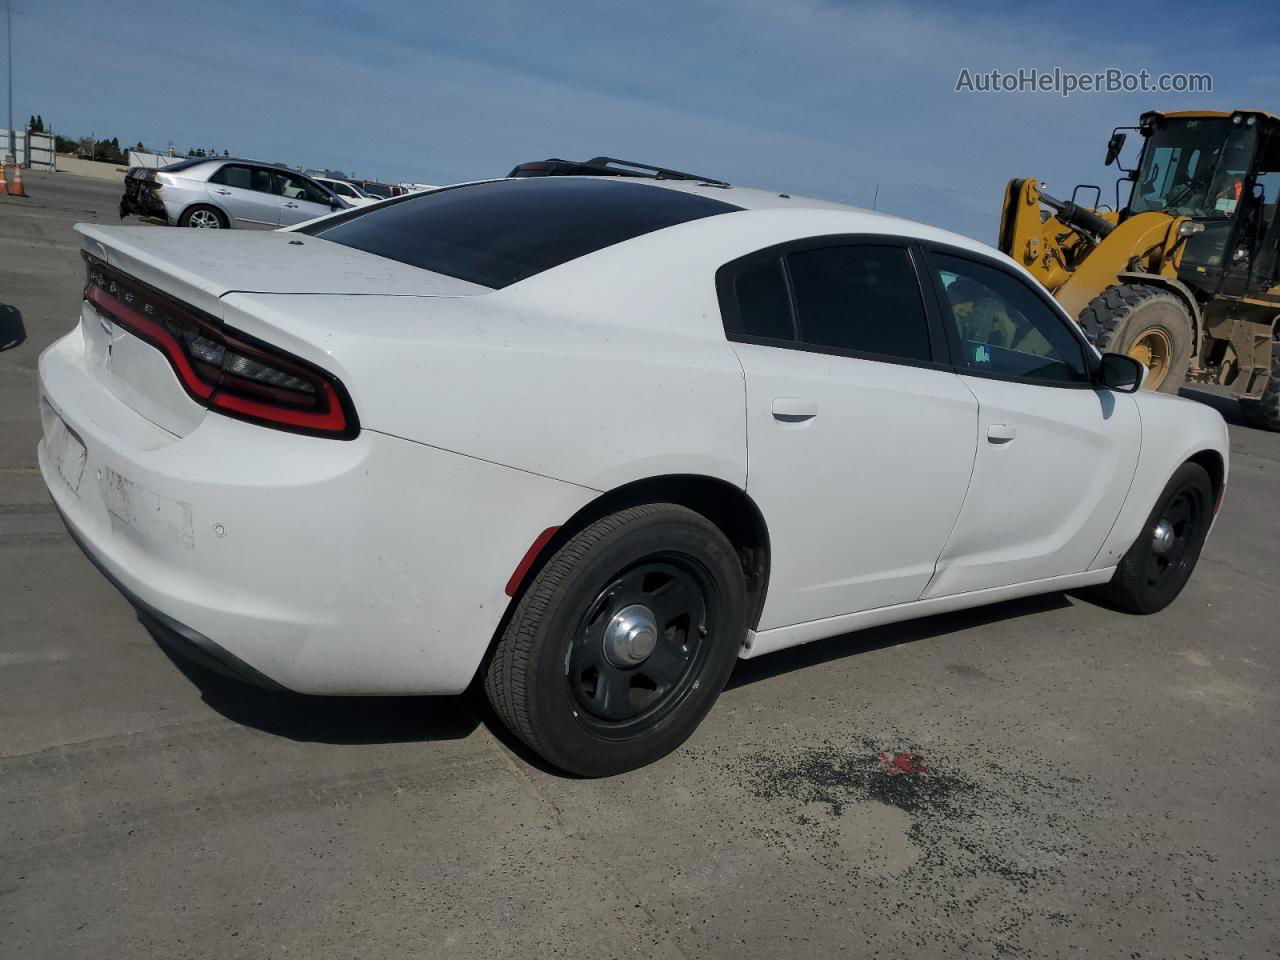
[[304, 178, 741, 289], [275, 172, 331, 205], [735, 259, 793, 340], [157, 157, 208, 174], [211, 164, 273, 193], [786, 245, 932, 361], [933, 253, 1089, 384]]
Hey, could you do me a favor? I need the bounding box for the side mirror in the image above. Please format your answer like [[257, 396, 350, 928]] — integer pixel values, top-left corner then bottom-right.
[[1097, 352, 1145, 393], [1105, 132, 1127, 167], [330, 197, 343, 210]]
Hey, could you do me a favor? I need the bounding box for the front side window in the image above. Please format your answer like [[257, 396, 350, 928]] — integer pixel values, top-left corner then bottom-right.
[[786, 245, 932, 362], [933, 253, 1089, 384], [275, 172, 330, 205], [1130, 118, 1257, 219]]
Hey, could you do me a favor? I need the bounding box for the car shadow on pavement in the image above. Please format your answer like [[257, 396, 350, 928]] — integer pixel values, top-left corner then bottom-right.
[[727, 592, 1073, 690], [143, 594, 1072, 764], [148, 625, 479, 746], [0, 304, 26, 352]]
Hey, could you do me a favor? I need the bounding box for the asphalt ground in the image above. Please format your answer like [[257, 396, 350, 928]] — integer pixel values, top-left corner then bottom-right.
[[2, 171, 1277, 959]]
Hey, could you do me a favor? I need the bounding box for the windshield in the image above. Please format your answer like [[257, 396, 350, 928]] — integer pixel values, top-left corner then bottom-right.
[[1130, 118, 1258, 219]]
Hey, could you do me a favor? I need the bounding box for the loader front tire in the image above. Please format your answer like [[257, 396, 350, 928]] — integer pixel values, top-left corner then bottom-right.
[[1238, 332, 1280, 431], [1078, 284, 1194, 394]]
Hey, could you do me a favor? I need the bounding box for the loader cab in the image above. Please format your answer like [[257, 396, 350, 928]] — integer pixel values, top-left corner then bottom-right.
[[1120, 111, 1280, 301]]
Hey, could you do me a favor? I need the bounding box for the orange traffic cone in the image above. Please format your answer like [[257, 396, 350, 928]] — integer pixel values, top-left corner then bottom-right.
[[0, 164, 9, 196], [9, 163, 26, 197]]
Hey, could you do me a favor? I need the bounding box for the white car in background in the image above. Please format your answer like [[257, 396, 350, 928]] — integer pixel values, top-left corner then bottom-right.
[[312, 176, 381, 207], [42, 173, 1227, 776]]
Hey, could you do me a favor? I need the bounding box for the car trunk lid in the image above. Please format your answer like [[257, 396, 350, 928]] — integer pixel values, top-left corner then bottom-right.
[[74, 224, 488, 438]]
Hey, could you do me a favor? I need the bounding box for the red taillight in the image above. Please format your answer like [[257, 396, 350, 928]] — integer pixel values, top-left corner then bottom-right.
[[83, 254, 358, 439]]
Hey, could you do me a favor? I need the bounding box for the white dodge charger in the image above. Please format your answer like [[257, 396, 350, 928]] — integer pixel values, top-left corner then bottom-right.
[[39, 174, 1228, 775]]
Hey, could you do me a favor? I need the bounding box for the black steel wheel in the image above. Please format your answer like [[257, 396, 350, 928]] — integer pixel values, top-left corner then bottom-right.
[[1098, 462, 1213, 614], [568, 557, 714, 736], [484, 504, 747, 777]]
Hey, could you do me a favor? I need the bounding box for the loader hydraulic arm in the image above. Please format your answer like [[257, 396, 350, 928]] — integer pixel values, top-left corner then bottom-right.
[[1036, 190, 1115, 243]]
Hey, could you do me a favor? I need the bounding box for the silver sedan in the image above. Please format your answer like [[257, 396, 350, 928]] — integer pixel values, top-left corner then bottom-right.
[[120, 158, 348, 229]]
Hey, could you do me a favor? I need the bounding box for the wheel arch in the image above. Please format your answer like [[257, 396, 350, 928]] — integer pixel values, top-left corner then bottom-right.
[[1186, 447, 1226, 510], [500, 473, 772, 639]]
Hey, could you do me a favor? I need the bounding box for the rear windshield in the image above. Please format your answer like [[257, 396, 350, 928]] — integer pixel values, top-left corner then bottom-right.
[[145, 157, 208, 174], [301, 177, 741, 289]]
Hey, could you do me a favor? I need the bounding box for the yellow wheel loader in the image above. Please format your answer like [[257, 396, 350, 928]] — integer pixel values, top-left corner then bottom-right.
[[999, 109, 1280, 428]]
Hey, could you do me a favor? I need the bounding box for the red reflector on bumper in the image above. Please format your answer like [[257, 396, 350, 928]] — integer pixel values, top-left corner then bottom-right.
[[505, 526, 560, 597]]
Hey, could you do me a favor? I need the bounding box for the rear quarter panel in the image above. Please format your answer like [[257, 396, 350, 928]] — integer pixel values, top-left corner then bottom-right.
[[221, 218, 756, 493]]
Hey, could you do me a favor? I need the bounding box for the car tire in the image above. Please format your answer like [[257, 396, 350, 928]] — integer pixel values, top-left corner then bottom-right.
[[484, 503, 747, 777], [1096, 462, 1213, 615], [1238, 333, 1280, 431], [178, 205, 227, 229], [1077, 284, 1194, 394]]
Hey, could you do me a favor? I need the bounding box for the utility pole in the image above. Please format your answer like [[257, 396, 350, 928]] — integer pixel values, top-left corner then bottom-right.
[[5, 0, 14, 165]]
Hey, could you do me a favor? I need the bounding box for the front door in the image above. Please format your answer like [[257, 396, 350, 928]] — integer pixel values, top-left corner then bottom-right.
[[921, 248, 1141, 598], [720, 240, 978, 631], [273, 172, 336, 226]]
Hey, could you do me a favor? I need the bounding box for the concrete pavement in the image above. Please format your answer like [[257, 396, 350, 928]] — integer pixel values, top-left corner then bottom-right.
[[2, 171, 1277, 959]]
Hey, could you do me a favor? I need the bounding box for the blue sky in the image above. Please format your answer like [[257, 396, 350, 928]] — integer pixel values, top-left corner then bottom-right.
[[14, 0, 1280, 240]]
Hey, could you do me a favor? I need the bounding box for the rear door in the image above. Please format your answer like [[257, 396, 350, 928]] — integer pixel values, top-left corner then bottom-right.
[[722, 238, 978, 630], [274, 171, 336, 225], [920, 246, 1141, 598], [205, 164, 280, 228]]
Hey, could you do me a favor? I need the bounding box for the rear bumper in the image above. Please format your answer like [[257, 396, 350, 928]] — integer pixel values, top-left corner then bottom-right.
[[38, 326, 594, 695], [59, 508, 287, 690], [120, 181, 168, 221]]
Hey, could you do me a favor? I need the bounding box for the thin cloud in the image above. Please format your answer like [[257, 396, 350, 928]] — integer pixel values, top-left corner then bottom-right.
[[22, 0, 1261, 240]]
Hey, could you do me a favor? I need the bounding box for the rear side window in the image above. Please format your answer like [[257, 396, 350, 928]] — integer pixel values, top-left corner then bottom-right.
[[735, 259, 794, 340], [303, 178, 741, 289], [210, 164, 272, 193], [787, 246, 932, 362]]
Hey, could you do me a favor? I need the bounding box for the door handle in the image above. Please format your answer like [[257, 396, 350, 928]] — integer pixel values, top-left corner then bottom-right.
[[987, 424, 1017, 444], [213, 188, 231, 195], [772, 398, 818, 423]]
